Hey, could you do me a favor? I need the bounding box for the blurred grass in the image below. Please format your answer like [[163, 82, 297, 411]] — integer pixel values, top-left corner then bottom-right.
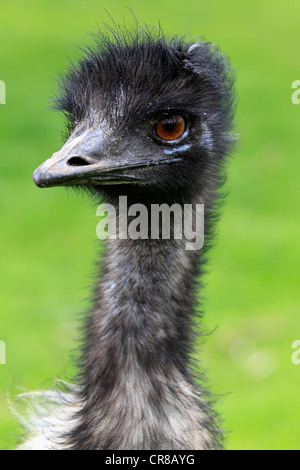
[[0, 0, 299, 450]]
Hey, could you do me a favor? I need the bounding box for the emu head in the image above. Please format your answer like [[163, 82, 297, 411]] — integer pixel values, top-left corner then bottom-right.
[[33, 26, 235, 202]]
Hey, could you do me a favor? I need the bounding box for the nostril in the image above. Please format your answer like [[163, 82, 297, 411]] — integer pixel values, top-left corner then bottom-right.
[[68, 156, 91, 167]]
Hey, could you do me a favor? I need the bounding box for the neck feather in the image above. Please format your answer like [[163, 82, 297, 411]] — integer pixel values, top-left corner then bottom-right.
[[69, 192, 221, 450]]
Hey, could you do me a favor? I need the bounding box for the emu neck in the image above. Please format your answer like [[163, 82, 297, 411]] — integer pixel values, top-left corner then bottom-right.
[[94, 236, 198, 371], [72, 194, 217, 450], [84, 234, 199, 388]]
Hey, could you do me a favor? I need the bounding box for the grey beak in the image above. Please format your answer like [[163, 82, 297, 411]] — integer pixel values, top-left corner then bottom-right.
[[33, 128, 122, 188], [33, 127, 183, 188]]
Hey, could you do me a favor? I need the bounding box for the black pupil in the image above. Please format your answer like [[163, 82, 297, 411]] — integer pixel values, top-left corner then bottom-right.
[[163, 118, 177, 132]]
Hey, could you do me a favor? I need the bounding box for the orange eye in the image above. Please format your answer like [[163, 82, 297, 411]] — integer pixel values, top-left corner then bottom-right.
[[155, 115, 186, 142]]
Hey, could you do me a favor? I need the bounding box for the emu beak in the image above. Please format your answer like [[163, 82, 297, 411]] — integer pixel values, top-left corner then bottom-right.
[[33, 128, 183, 188], [33, 128, 141, 188]]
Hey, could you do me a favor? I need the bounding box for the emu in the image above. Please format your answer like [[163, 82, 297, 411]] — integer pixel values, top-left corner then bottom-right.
[[18, 24, 235, 450]]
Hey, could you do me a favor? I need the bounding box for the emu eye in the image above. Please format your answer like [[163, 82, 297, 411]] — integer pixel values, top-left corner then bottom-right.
[[155, 115, 186, 142]]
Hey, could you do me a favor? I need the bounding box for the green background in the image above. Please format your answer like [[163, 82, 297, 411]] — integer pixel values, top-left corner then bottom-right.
[[1, 0, 299, 450]]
